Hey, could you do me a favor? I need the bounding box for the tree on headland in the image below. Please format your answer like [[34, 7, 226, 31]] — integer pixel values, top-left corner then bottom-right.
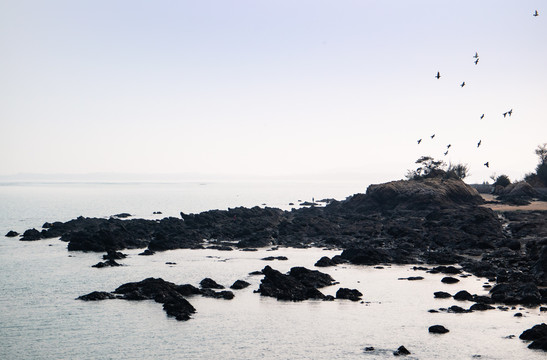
[[493, 174, 511, 187], [447, 163, 470, 180], [406, 156, 469, 180]]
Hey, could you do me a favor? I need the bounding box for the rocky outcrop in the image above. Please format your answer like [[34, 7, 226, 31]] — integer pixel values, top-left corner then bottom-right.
[[257, 265, 335, 301], [335, 288, 363, 301], [520, 323, 547, 351], [5, 230, 19, 237], [200, 278, 224, 289], [495, 182, 539, 205], [21, 228, 42, 241], [230, 280, 251, 290], [429, 325, 449, 334]]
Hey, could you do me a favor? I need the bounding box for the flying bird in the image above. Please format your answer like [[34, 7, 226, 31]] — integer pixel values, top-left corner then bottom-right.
[[480, 114, 485, 119], [417, 139, 422, 144], [477, 140, 482, 148], [444, 150, 449, 156], [534, 10, 539, 17], [484, 162, 489, 168], [435, 72, 441, 79], [431, 134, 435, 139], [474, 58, 479, 65], [503, 112, 508, 118], [508, 109, 513, 116], [447, 144, 451, 149], [473, 52, 479, 58], [460, 81, 465, 87]]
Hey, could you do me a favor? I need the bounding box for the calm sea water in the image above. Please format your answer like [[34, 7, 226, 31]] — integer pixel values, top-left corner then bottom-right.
[[0, 181, 545, 359]]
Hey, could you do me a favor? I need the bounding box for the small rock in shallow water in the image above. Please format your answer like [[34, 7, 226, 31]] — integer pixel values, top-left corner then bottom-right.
[[5, 230, 19, 237], [230, 280, 251, 290], [393, 345, 410, 356], [429, 325, 449, 334], [336, 288, 363, 301], [453, 290, 474, 301], [434, 291, 452, 298], [200, 278, 225, 289], [364, 346, 374, 352], [441, 276, 459, 284], [77, 291, 117, 301]]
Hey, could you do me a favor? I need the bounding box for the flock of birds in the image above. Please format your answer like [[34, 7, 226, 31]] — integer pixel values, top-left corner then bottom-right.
[[417, 9, 540, 171]]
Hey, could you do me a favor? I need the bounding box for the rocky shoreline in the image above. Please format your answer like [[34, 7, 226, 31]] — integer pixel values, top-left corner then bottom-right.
[[6, 177, 547, 350]]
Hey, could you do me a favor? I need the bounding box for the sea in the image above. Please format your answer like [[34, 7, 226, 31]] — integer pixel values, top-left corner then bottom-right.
[[0, 181, 545, 360]]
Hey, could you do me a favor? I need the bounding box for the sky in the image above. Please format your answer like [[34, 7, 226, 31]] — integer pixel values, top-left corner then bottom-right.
[[1, 0, 546, 183]]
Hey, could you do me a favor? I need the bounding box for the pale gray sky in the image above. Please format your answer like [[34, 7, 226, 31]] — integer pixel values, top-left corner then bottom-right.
[[1, 1, 546, 183]]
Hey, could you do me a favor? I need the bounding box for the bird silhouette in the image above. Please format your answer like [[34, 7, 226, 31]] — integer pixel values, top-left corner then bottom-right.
[[484, 162, 489, 168], [444, 150, 449, 156], [436, 72, 441, 79], [460, 81, 465, 87], [508, 109, 513, 116], [447, 144, 451, 149], [474, 58, 479, 65], [503, 112, 508, 118], [431, 134, 435, 139], [534, 10, 539, 17], [417, 139, 422, 144], [480, 114, 485, 119], [473, 52, 479, 59], [477, 140, 482, 148]]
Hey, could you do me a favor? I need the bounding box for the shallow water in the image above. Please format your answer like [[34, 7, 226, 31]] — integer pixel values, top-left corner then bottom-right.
[[0, 182, 545, 359]]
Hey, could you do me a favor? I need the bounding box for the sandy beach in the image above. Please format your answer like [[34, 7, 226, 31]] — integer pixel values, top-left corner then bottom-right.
[[481, 194, 547, 211]]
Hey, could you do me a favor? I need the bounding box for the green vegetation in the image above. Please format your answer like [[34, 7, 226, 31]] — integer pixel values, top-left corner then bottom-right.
[[406, 156, 469, 180]]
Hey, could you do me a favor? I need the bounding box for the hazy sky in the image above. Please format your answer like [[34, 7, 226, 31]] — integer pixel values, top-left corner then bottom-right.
[[1, 1, 546, 183]]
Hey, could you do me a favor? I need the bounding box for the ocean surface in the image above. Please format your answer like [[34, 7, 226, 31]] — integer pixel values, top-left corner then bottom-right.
[[0, 181, 545, 359]]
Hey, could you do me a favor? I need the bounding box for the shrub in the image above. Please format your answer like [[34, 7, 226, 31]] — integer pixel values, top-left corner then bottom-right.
[[494, 174, 511, 187]]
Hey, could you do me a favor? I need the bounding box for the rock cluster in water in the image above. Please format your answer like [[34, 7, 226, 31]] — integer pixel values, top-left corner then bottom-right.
[[77, 276, 241, 321]]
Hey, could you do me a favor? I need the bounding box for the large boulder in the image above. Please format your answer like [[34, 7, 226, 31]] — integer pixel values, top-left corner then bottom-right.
[[257, 265, 334, 301], [496, 182, 539, 205], [364, 178, 484, 211], [520, 323, 547, 351]]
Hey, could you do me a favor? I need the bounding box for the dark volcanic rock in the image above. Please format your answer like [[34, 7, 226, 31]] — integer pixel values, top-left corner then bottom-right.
[[261, 256, 288, 261], [434, 291, 452, 298], [92, 259, 122, 268], [230, 280, 251, 290], [200, 278, 225, 289], [520, 323, 547, 351], [21, 228, 42, 241], [162, 299, 195, 321], [453, 290, 474, 301], [111, 277, 197, 320], [441, 277, 460, 284], [201, 289, 235, 300], [257, 265, 334, 301], [5, 230, 19, 237], [448, 305, 469, 313], [490, 282, 541, 306], [469, 303, 495, 311], [428, 266, 462, 274], [335, 288, 363, 301], [77, 291, 117, 301], [139, 249, 155, 256], [429, 325, 449, 334], [393, 345, 411, 356], [103, 250, 127, 260], [314, 256, 337, 267], [340, 247, 392, 265], [520, 323, 547, 341]]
